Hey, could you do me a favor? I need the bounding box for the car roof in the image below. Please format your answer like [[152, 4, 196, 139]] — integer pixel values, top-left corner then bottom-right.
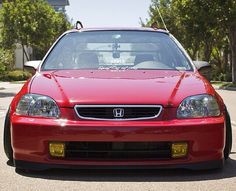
[[66, 27, 169, 35]]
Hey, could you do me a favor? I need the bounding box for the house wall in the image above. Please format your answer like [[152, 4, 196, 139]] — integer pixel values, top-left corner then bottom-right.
[[14, 44, 30, 69]]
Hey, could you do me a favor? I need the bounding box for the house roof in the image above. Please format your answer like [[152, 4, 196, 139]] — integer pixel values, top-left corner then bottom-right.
[[47, 0, 69, 6]]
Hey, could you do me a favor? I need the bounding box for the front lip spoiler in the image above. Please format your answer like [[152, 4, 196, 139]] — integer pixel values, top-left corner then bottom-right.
[[14, 159, 224, 171]]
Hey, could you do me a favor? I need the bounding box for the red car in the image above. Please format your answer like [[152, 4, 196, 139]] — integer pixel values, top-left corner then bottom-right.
[[4, 27, 232, 171]]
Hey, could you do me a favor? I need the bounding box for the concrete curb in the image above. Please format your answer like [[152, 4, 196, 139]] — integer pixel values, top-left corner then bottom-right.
[[220, 87, 236, 91], [0, 82, 24, 91], [232, 121, 236, 127], [212, 85, 220, 90], [212, 84, 236, 91]]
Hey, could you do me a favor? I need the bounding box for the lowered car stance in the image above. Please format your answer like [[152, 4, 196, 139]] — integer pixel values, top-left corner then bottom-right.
[[4, 27, 232, 171]]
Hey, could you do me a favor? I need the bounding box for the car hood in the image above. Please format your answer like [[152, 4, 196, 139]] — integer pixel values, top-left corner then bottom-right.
[[30, 70, 214, 107]]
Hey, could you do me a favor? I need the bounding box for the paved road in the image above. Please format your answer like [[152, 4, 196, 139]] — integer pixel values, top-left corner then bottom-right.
[[217, 89, 236, 126], [0, 82, 235, 191]]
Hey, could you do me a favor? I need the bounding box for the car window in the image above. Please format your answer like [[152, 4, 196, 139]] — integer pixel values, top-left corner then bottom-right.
[[41, 31, 193, 71]]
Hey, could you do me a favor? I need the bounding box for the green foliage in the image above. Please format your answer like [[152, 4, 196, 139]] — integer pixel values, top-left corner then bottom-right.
[[0, 0, 71, 59], [212, 71, 232, 82], [0, 49, 14, 74], [146, 0, 236, 82], [0, 70, 32, 81], [0, 62, 5, 74]]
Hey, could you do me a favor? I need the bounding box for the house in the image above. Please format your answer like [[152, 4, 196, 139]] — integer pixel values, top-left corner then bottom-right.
[[47, 0, 70, 13], [0, 0, 70, 11]]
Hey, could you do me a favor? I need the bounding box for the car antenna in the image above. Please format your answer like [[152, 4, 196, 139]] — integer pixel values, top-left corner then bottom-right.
[[156, 6, 168, 32], [75, 21, 83, 29]]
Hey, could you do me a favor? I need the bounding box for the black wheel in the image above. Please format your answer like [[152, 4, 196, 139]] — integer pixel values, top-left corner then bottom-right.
[[3, 108, 13, 163], [224, 108, 232, 160]]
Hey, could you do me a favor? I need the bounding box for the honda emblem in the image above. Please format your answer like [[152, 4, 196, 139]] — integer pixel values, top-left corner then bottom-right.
[[113, 108, 125, 118]]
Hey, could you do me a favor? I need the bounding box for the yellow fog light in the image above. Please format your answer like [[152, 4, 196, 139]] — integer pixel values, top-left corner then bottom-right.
[[49, 142, 65, 158], [171, 142, 188, 158]]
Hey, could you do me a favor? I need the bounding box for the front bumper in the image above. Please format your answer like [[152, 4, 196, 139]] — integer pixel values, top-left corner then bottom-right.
[[11, 115, 225, 170]]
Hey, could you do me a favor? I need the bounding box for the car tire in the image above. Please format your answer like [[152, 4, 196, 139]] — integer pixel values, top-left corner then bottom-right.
[[224, 108, 232, 160], [3, 108, 13, 163]]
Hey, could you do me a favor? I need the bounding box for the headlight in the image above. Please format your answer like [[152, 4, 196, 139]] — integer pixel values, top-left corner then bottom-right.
[[16, 94, 60, 118], [177, 94, 220, 118]]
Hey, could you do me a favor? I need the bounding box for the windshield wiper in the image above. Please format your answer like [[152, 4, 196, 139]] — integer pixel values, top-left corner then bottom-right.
[[99, 66, 136, 70]]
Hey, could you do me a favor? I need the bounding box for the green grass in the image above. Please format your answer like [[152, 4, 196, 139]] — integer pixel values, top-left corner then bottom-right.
[[211, 81, 230, 86], [221, 82, 236, 88], [211, 81, 236, 89], [10, 81, 26, 84]]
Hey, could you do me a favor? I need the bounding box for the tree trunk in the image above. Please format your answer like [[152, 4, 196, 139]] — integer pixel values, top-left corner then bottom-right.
[[230, 26, 236, 83], [230, 49, 232, 73], [223, 45, 229, 73], [204, 42, 211, 62], [190, 43, 199, 60]]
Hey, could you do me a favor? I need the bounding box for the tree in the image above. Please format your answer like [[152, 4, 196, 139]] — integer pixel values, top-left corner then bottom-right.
[[146, 0, 236, 82], [222, 0, 236, 82], [144, 0, 204, 59], [0, 0, 71, 60]]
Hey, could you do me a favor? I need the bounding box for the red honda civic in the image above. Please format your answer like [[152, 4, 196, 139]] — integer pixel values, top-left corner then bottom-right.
[[4, 27, 232, 171]]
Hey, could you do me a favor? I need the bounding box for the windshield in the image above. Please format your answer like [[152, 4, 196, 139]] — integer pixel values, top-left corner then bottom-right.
[[41, 31, 192, 71]]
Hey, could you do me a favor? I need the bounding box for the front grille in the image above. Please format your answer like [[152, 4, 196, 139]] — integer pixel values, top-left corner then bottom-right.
[[65, 142, 171, 160], [74, 105, 162, 120]]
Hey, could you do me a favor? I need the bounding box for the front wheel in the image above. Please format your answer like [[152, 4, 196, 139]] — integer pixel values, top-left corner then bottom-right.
[[224, 109, 232, 160], [3, 108, 13, 163]]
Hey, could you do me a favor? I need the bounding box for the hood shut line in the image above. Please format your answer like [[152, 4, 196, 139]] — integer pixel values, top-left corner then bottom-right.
[[166, 72, 186, 107]]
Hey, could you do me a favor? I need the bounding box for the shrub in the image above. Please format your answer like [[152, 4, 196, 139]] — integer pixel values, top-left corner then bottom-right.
[[0, 49, 14, 74], [0, 62, 6, 74], [211, 64, 232, 82], [0, 70, 32, 81]]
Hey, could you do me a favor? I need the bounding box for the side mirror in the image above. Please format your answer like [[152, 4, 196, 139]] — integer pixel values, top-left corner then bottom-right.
[[24, 60, 41, 70], [193, 61, 211, 81]]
